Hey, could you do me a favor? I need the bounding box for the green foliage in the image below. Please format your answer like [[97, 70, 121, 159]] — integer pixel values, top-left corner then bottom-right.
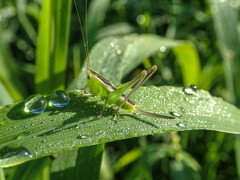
[[0, 0, 240, 179]]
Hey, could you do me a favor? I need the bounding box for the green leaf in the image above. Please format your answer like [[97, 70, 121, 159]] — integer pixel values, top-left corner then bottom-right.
[[0, 85, 240, 167], [170, 160, 201, 180], [69, 34, 182, 90], [16, 0, 37, 43], [7, 157, 51, 180], [172, 42, 201, 86], [87, 0, 111, 48], [209, 0, 240, 104], [0, 39, 27, 101], [0, 168, 5, 180], [0, 82, 13, 106], [209, 0, 240, 177], [96, 22, 136, 40], [51, 145, 103, 180], [35, 0, 71, 94]]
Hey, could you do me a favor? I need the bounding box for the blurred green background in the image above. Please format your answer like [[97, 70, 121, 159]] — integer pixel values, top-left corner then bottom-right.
[[0, 0, 240, 179]]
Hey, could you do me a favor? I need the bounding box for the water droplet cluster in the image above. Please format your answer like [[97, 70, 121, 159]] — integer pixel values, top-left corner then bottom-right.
[[24, 90, 70, 114]]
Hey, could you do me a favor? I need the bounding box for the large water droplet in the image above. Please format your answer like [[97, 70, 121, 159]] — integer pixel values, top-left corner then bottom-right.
[[0, 146, 33, 168], [49, 90, 70, 108], [183, 84, 198, 95], [24, 94, 47, 114]]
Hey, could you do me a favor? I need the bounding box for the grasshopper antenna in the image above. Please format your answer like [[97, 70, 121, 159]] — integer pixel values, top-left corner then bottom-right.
[[73, 0, 90, 69], [85, 0, 90, 69]]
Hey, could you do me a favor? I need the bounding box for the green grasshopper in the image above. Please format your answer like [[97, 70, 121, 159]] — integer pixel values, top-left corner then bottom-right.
[[74, 0, 174, 120]]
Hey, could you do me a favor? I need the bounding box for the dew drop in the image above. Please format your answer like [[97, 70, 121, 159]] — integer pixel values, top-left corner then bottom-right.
[[78, 135, 88, 139], [50, 90, 70, 108], [183, 84, 198, 95], [160, 46, 166, 52], [24, 94, 47, 114], [170, 112, 182, 117], [177, 123, 187, 128], [0, 146, 33, 168]]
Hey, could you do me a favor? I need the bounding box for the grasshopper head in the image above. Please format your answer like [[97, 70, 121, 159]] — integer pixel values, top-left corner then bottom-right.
[[86, 69, 115, 97], [86, 69, 93, 80], [86, 69, 101, 96]]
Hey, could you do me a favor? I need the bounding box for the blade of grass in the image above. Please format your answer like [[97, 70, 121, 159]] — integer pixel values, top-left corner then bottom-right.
[[172, 42, 201, 86], [35, 0, 71, 94], [51, 145, 103, 180], [209, 0, 240, 177], [209, 0, 240, 104], [35, 0, 51, 94], [16, 0, 37, 44], [0, 81, 13, 105], [35, 0, 73, 177], [0, 38, 26, 101], [87, 0, 111, 49], [7, 157, 51, 180], [0, 168, 5, 180]]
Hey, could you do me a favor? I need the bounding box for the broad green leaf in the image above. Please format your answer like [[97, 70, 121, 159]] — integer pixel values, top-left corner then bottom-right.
[[69, 34, 182, 90], [0, 85, 240, 167], [35, 0, 71, 94]]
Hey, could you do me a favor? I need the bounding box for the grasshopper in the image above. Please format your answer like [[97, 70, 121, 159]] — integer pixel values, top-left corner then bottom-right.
[[74, 0, 174, 120]]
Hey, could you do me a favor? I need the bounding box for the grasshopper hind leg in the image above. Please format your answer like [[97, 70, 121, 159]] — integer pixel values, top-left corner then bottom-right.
[[134, 109, 175, 119], [115, 66, 157, 119]]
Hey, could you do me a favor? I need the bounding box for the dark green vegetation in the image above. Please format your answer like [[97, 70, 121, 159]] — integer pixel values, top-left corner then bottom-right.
[[0, 0, 240, 179]]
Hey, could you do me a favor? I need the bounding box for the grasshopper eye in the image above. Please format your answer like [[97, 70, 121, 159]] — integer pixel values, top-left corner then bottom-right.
[[87, 74, 92, 79]]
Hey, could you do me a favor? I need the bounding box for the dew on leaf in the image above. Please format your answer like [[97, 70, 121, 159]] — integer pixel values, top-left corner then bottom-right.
[[183, 84, 198, 95], [24, 94, 47, 114], [170, 111, 182, 117], [177, 123, 187, 128], [0, 146, 33, 168], [50, 90, 70, 108]]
